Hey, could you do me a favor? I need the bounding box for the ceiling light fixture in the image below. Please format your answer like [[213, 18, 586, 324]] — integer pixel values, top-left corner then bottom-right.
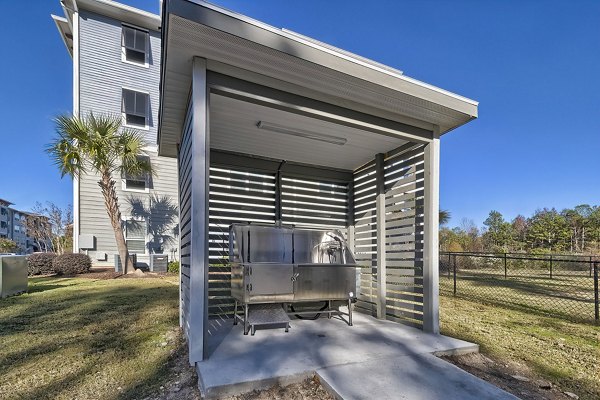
[[256, 121, 347, 146]]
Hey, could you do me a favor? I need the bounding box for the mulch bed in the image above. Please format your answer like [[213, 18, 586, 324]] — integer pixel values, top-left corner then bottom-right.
[[30, 267, 176, 280]]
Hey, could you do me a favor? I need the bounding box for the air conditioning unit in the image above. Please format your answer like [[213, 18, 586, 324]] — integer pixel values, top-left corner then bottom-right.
[[150, 254, 168, 272]]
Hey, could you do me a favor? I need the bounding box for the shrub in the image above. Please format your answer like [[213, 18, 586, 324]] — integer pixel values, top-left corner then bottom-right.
[[27, 252, 57, 276], [167, 261, 180, 273], [52, 253, 92, 275], [0, 238, 19, 253]]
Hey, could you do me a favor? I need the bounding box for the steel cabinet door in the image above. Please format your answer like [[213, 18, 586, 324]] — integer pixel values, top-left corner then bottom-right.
[[247, 263, 294, 295]]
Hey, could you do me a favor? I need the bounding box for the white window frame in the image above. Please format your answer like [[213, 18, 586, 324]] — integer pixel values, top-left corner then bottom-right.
[[121, 155, 151, 193], [121, 86, 150, 131], [121, 23, 150, 68], [122, 216, 149, 255], [121, 177, 150, 193]]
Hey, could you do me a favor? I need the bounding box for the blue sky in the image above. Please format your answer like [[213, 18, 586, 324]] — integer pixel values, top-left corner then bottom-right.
[[1, 0, 599, 227]]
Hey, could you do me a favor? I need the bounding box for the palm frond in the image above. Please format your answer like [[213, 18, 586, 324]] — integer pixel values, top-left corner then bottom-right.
[[48, 112, 153, 180], [117, 127, 154, 177]]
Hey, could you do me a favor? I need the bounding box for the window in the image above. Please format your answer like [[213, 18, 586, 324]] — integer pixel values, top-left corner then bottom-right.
[[122, 89, 149, 128], [0, 208, 6, 215], [125, 218, 146, 254], [125, 176, 147, 191], [1, 221, 6, 229], [122, 156, 150, 192], [122, 25, 148, 65]]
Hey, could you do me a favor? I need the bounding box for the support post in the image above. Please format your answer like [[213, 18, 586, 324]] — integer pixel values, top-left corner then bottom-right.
[[453, 255, 457, 296], [275, 162, 283, 225], [549, 255, 553, 279], [188, 57, 210, 364], [594, 261, 599, 322], [423, 131, 440, 333], [504, 252, 507, 279], [347, 181, 357, 297], [375, 153, 386, 320], [448, 252, 451, 278]]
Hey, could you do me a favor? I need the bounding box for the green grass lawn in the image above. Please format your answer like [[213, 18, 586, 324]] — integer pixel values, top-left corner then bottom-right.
[[3, 274, 598, 400], [0, 276, 180, 400], [440, 270, 596, 322], [440, 295, 600, 400]]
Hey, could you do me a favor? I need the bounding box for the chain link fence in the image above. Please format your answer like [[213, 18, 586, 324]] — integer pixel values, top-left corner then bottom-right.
[[439, 252, 600, 323]]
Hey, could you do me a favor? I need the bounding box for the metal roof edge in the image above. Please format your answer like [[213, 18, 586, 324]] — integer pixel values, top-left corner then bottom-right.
[[72, 0, 161, 30], [185, 0, 478, 108], [51, 14, 73, 57]]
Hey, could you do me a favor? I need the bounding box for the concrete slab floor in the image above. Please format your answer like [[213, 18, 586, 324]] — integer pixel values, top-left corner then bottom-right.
[[197, 312, 483, 399], [317, 354, 520, 400]]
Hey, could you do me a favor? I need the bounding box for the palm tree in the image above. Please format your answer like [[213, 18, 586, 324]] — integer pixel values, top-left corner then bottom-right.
[[439, 209, 451, 226], [47, 113, 152, 274]]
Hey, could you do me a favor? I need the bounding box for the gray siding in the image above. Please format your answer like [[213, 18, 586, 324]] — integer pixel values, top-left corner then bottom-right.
[[77, 11, 178, 265], [79, 10, 160, 143]]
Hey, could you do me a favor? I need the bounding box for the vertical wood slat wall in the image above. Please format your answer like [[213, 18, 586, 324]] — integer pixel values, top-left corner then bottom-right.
[[207, 165, 349, 318], [354, 143, 426, 328]]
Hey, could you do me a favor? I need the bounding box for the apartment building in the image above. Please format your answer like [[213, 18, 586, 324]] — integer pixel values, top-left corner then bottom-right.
[[0, 198, 35, 254], [53, 0, 179, 266]]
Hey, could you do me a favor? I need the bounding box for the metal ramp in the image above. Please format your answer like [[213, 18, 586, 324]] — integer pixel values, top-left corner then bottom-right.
[[235, 303, 290, 336]]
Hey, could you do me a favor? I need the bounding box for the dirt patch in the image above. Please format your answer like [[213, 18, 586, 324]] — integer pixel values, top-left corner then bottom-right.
[[442, 353, 580, 400], [222, 377, 334, 400], [142, 333, 201, 400]]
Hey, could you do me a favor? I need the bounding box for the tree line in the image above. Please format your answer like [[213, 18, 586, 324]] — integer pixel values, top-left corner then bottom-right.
[[440, 205, 600, 254]]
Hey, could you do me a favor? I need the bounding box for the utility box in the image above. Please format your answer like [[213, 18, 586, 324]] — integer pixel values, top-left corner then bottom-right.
[[150, 254, 168, 272], [79, 234, 96, 250], [114, 253, 137, 272], [0, 255, 28, 298]]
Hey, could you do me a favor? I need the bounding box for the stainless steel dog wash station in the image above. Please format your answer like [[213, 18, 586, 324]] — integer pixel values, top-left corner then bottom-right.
[[229, 224, 357, 335]]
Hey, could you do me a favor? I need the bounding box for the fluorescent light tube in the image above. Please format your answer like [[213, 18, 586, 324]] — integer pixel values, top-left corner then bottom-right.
[[256, 121, 347, 146]]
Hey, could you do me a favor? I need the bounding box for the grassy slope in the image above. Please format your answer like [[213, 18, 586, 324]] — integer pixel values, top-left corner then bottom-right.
[[440, 296, 600, 400], [0, 276, 180, 400]]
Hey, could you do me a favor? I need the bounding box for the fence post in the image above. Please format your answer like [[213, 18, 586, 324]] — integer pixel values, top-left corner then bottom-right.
[[453, 254, 457, 296], [448, 252, 451, 278], [549, 255, 553, 279], [594, 261, 599, 322], [590, 256, 593, 278], [504, 252, 507, 279]]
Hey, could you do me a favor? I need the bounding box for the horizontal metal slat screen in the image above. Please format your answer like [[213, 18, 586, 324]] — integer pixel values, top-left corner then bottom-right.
[[353, 164, 378, 316], [383, 143, 425, 328], [208, 166, 277, 318], [178, 103, 193, 339], [280, 176, 349, 230]]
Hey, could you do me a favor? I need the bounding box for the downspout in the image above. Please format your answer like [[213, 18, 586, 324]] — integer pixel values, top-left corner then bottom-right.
[[71, 4, 80, 253]]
